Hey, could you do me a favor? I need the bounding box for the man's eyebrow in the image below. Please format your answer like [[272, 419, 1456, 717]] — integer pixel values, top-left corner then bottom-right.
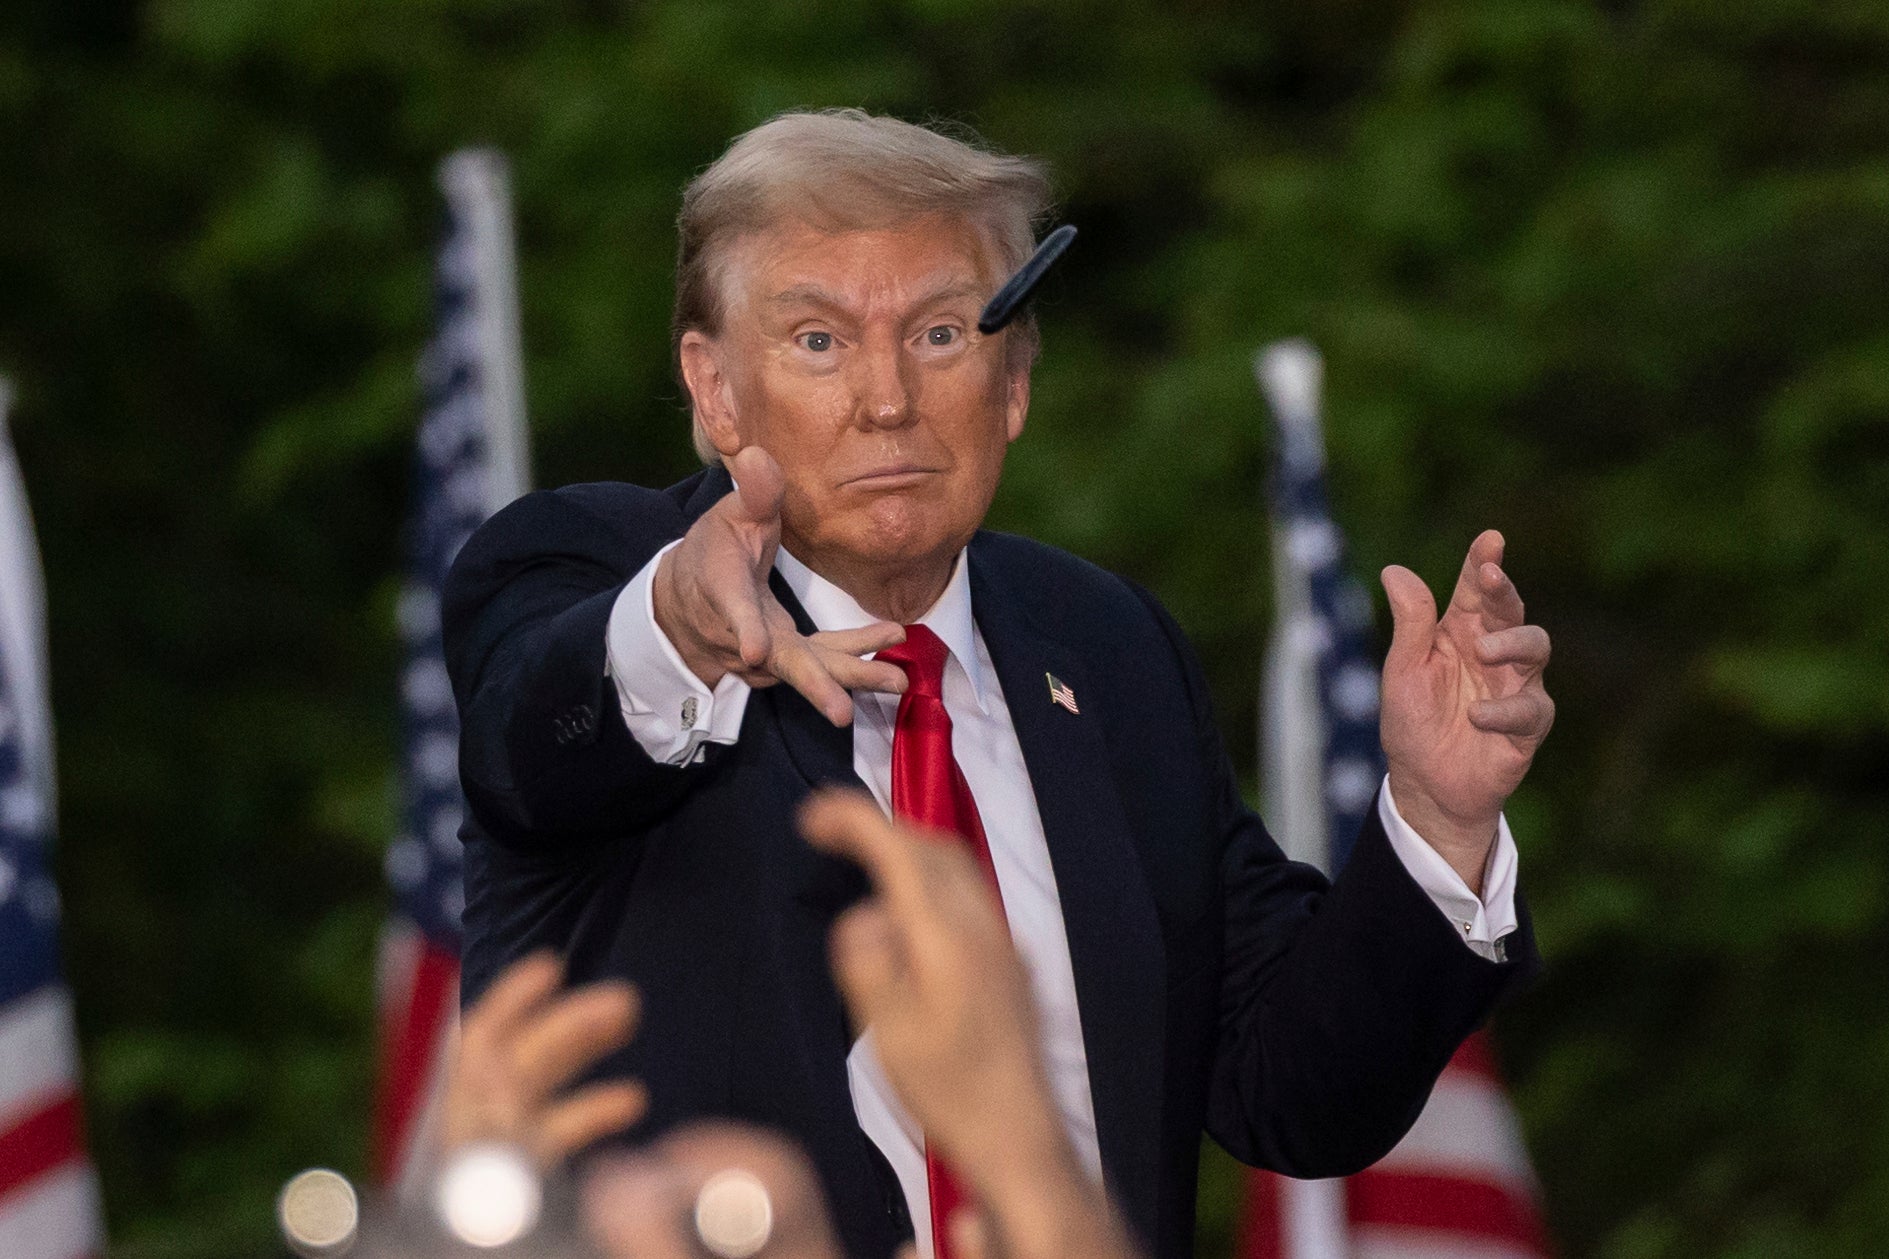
[[767, 283, 849, 310], [911, 283, 985, 308]]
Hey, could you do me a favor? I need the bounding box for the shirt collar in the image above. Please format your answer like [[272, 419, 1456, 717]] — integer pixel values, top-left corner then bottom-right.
[[774, 546, 989, 713]]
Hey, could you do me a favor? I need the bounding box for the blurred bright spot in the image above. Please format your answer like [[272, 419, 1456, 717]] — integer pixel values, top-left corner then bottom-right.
[[694, 1168, 773, 1259], [435, 1142, 542, 1249], [277, 1168, 358, 1257]]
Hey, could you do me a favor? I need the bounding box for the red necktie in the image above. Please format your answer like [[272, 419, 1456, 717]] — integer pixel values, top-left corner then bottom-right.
[[875, 623, 1005, 1258]]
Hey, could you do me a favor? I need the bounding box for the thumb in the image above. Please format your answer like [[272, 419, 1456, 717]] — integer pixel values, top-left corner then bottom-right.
[[828, 903, 903, 1026], [1380, 564, 1438, 676], [727, 445, 785, 527]]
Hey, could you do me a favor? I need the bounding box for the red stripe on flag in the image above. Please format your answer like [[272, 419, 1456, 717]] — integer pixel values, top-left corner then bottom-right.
[[372, 938, 459, 1183], [0, 1092, 83, 1203], [1235, 1170, 1284, 1259], [1348, 1168, 1546, 1253], [1445, 1028, 1501, 1085]]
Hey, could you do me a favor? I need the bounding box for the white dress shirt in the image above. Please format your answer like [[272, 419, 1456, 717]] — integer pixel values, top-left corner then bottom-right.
[[603, 543, 1520, 1258]]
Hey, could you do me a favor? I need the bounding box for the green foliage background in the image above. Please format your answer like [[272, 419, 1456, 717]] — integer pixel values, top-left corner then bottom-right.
[[3, 1, 1887, 1255]]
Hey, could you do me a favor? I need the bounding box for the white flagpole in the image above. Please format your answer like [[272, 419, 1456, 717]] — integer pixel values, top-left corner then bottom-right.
[[439, 149, 532, 508], [383, 151, 532, 1204], [0, 377, 56, 810], [1256, 339, 1352, 1259]]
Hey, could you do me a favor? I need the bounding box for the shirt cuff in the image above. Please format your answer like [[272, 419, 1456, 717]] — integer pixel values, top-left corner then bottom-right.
[[604, 541, 752, 766], [1377, 775, 1520, 963]]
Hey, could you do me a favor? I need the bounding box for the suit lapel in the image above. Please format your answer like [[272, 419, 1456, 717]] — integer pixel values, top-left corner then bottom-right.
[[969, 543, 1167, 1241], [765, 565, 865, 795]]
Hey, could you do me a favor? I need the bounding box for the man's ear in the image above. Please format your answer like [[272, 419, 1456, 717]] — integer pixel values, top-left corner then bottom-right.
[[1004, 358, 1031, 443], [679, 329, 742, 457]]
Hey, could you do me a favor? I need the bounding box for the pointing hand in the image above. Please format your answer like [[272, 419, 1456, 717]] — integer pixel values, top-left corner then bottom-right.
[[652, 446, 909, 725]]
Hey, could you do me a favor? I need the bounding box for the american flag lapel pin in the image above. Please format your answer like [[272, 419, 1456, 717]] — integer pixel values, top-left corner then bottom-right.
[[1046, 672, 1080, 715]]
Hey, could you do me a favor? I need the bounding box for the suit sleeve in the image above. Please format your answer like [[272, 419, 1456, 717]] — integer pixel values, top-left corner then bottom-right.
[[442, 486, 730, 846], [1129, 586, 1539, 1177]]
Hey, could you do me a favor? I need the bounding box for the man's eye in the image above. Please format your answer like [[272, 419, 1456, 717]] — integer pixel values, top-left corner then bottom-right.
[[926, 326, 958, 347], [799, 331, 834, 353]]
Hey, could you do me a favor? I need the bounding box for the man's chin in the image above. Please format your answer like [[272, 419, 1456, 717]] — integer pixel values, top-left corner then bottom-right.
[[793, 516, 968, 577]]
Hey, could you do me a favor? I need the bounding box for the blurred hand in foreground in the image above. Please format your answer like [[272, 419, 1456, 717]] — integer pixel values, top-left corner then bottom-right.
[[799, 789, 1141, 1259], [1380, 529, 1554, 893], [582, 1122, 842, 1259], [438, 951, 647, 1166]]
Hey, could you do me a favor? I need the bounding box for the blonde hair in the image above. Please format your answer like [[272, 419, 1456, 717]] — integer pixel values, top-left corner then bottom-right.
[[674, 109, 1054, 462]]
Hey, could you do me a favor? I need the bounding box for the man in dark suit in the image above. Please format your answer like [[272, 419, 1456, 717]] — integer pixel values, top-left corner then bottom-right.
[[443, 109, 1553, 1259]]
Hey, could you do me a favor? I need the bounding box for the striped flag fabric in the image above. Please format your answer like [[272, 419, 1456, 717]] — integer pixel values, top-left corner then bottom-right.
[[1240, 340, 1549, 1259], [0, 380, 104, 1259], [374, 151, 531, 1194]]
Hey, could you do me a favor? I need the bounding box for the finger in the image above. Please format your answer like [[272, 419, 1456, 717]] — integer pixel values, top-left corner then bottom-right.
[[533, 1081, 650, 1164], [459, 951, 563, 1054], [948, 1209, 991, 1259], [815, 649, 909, 696], [1468, 691, 1555, 739], [727, 445, 785, 526], [798, 790, 938, 919], [770, 635, 858, 726], [1444, 529, 1504, 615], [1379, 565, 1438, 676], [1475, 624, 1550, 673], [509, 982, 641, 1102], [715, 575, 774, 670], [809, 621, 907, 657], [1476, 561, 1525, 630], [829, 902, 905, 1023], [733, 667, 782, 688]]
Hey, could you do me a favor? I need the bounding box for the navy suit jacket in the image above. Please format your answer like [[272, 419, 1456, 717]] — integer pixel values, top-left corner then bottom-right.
[[442, 466, 1537, 1259]]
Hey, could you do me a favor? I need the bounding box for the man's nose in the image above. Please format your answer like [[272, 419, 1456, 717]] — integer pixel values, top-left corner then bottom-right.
[[850, 337, 914, 430]]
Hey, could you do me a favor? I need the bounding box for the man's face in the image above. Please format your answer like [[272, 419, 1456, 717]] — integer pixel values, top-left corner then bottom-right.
[[684, 213, 1029, 585]]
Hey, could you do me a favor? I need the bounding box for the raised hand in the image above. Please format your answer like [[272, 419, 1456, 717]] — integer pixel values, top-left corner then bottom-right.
[[1379, 530, 1554, 891], [439, 952, 647, 1167], [798, 791, 1142, 1259], [797, 791, 1053, 1176], [652, 445, 908, 726]]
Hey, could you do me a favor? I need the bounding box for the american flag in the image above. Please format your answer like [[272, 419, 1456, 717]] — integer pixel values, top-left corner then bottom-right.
[[374, 151, 530, 1192], [0, 382, 104, 1258], [1046, 673, 1080, 715], [1240, 340, 1549, 1259]]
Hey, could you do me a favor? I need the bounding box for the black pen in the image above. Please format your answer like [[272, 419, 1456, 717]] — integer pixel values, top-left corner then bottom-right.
[[978, 224, 1077, 334]]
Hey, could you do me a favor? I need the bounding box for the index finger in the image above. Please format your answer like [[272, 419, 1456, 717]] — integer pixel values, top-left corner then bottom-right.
[[509, 982, 641, 1103], [1445, 530, 1506, 621], [460, 951, 563, 1052], [1476, 561, 1525, 630], [726, 446, 785, 527], [797, 790, 937, 920]]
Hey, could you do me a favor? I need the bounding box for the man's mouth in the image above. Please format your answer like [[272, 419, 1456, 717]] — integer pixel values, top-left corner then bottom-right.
[[841, 465, 939, 490]]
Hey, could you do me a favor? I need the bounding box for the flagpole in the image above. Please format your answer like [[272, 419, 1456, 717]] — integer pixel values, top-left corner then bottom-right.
[[378, 147, 535, 1200], [439, 149, 532, 509], [1258, 342, 1329, 872], [0, 377, 56, 807], [1255, 339, 1352, 1259]]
